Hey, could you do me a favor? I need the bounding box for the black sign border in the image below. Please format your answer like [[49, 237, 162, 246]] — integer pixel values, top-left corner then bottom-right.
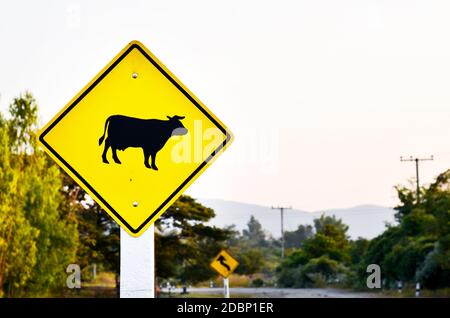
[[39, 43, 231, 234]]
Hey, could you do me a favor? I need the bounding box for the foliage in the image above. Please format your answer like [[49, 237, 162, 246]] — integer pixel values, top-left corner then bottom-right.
[[284, 224, 313, 249], [234, 248, 265, 276], [62, 173, 120, 283], [0, 93, 78, 296], [300, 256, 349, 287], [0, 123, 39, 296], [242, 215, 268, 248], [155, 195, 232, 284], [251, 278, 264, 287], [314, 214, 349, 234], [349, 238, 369, 265], [359, 169, 450, 289], [303, 221, 351, 263], [21, 154, 78, 294], [225, 215, 282, 277], [7, 92, 38, 153], [276, 214, 352, 287]]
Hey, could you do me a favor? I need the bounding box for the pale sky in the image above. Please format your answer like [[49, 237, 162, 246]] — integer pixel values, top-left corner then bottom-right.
[[1, 0, 449, 211]]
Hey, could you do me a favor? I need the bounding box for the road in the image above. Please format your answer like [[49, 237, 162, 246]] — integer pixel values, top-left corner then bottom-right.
[[161, 287, 380, 298]]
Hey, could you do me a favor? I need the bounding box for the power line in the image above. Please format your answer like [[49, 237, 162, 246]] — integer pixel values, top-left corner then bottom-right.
[[271, 206, 292, 259], [400, 155, 434, 204]]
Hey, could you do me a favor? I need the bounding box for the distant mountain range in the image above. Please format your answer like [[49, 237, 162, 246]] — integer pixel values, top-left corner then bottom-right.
[[198, 198, 397, 239]]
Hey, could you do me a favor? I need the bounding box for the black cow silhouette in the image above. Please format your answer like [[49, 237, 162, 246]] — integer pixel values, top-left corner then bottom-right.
[[98, 115, 187, 170]]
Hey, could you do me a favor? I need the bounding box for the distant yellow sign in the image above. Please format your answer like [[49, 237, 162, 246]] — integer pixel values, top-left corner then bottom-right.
[[210, 250, 239, 278], [38, 40, 233, 237]]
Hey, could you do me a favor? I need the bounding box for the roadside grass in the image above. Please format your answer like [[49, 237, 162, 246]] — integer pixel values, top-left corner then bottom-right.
[[196, 273, 276, 288], [160, 292, 254, 298], [83, 272, 117, 288], [382, 287, 450, 298], [43, 272, 118, 298]]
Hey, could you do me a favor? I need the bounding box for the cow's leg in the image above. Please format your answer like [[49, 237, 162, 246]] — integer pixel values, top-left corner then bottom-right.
[[143, 149, 151, 169], [112, 147, 121, 164], [102, 138, 110, 164], [151, 152, 158, 171]]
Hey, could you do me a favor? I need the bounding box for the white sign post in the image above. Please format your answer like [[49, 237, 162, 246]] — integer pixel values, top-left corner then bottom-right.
[[120, 225, 155, 298], [224, 278, 230, 298]]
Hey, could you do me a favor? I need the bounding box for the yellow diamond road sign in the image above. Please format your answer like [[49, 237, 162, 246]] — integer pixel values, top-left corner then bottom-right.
[[38, 40, 233, 237], [210, 250, 239, 278]]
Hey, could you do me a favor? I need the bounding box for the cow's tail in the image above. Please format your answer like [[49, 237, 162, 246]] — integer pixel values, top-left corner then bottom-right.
[[98, 116, 111, 146]]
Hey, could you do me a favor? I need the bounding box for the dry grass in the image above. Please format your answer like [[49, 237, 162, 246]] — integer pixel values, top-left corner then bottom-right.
[[48, 272, 118, 298]]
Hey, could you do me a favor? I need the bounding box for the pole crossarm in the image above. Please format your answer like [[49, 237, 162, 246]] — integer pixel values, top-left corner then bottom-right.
[[400, 155, 434, 162]]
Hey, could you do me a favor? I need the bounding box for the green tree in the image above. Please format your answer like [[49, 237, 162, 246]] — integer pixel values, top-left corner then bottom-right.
[[359, 169, 450, 289], [277, 215, 351, 287], [20, 154, 78, 294], [0, 93, 78, 296], [382, 236, 435, 282], [61, 173, 120, 285], [226, 216, 281, 276], [349, 238, 369, 266], [235, 248, 264, 276], [299, 255, 349, 287], [304, 221, 351, 263], [416, 237, 450, 289], [242, 215, 268, 248], [155, 195, 231, 284], [7, 92, 38, 153], [313, 214, 349, 234], [0, 118, 39, 296], [284, 224, 313, 249]]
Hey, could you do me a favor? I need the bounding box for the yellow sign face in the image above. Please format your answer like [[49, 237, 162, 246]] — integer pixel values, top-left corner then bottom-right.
[[210, 250, 239, 278], [38, 40, 233, 237]]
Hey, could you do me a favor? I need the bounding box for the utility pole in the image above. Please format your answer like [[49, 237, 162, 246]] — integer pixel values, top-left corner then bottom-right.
[[271, 206, 292, 259], [400, 155, 434, 204]]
